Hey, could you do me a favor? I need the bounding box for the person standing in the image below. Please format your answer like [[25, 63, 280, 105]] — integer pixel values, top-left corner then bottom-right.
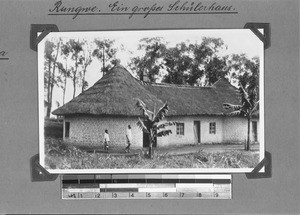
[[125, 125, 132, 153], [104, 129, 110, 152]]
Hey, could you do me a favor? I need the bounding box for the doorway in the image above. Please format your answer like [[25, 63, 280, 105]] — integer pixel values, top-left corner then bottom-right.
[[193, 121, 201, 144], [252, 121, 258, 142], [65, 122, 70, 138], [143, 132, 157, 148]]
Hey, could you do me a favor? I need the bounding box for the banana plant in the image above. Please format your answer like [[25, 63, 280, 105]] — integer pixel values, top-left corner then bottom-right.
[[223, 84, 259, 151], [136, 99, 177, 158]]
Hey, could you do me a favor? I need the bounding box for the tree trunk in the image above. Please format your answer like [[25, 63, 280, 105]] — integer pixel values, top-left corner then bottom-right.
[[46, 59, 52, 117], [102, 46, 105, 75], [148, 133, 153, 158], [246, 117, 251, 151], [72, 74, 76, 98], [81, 64, 87, 92], [63, 75, 67, 105], [62, 61, 67, 105], [72, 55, 78, 98]]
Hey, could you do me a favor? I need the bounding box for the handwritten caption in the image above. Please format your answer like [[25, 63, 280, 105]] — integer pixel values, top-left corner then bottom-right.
[[49, 0, 237, 19], [0, 50, 8, 60], [0, 51, 8, 57]]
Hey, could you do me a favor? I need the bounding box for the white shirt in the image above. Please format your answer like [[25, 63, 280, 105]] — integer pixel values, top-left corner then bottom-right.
[[104, 133, 110, 142], [126, 129, 132, 141]]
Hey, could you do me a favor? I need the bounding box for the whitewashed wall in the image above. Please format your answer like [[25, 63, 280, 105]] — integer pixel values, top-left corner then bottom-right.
[[157, 116, 224, 147], [223, 117, 260, 143], [63, 115, 143, 148], [63, 115, 259, 149]]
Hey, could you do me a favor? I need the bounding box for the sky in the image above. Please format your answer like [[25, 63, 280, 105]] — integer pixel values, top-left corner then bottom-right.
[[38, 29, 263, 116]]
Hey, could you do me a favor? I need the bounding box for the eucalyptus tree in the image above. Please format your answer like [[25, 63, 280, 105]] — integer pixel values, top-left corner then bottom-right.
[[92, 39, 117, 75], [67, 39, 84, 98], [129, 37, 167, 82], [44, 38, 61, 117]]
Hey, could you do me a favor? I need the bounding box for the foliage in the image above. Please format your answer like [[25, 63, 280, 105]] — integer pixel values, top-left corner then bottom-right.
[[92, 39, 117, 74], [129, 37, 167, 82], [129, 37, 228, 86], [223, 78, 259, 150], [136, 99, 177, 158], [226, 54, 259, 91], [44, 120, 63, 139]]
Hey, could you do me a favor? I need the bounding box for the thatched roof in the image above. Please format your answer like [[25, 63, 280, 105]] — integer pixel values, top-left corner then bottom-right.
[[52, 65, 240, 117]]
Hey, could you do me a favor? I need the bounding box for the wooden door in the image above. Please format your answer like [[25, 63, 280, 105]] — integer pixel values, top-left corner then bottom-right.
[[193, 121, 201, 144], [143, 132, 157, 147]]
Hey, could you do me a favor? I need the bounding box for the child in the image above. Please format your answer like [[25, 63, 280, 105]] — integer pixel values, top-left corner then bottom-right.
[[104, 129, 110, 152]]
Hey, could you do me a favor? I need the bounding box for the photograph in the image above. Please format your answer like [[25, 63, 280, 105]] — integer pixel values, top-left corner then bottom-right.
[[38, 29, 264, 173]]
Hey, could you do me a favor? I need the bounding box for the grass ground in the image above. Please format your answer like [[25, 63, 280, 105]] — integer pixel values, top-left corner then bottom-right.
[[44, 138, 260, 170], [44, 119, 63, 139]]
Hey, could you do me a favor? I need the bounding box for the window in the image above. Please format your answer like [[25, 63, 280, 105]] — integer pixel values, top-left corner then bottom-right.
[[209, 122, 216, 134], [65, 122, 70, 138], [176, 123, 184, 135]]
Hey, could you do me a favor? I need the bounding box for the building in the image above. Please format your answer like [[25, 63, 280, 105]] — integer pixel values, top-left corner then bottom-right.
[[52, 65, 259, 148]]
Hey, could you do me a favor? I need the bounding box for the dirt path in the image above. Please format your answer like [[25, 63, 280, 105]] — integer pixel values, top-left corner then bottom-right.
[[86, 144, 260, 156], [156, 144, 259, 155]]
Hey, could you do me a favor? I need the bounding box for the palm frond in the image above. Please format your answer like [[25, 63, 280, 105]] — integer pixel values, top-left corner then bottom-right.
[[223, 103, 242, 111], [226, 110, 243, 117], [239, 85, 251, 108], [156, 121, 178, 130], [156, 130, 172, 137], [136, 99, 152, 120], [136, 118, 149, 133], [250, 100, 259, 114], [153, 102, 169, 123]]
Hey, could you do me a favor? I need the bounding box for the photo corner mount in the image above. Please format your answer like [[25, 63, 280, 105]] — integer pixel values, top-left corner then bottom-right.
[[30, 154, 58, 182], [30, 24, 59, 51], [244, 23, 270, 49], [245, 151, 271, 179]]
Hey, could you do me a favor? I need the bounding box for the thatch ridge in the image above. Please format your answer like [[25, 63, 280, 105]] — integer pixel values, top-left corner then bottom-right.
[[53, 65, 240, 116]]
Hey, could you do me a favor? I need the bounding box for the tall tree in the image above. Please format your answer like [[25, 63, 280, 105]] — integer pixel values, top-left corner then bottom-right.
[[226, 54, 259, 90], [92, 39, 117, 75], [163, 42, 196, 85], [44, 39, 61, 117], [58, 42, 72, 104], [129, 37, 167, 82], [186, 37, 226, 86], [202, 56, 228, 86], [68, 39, 84, 98], [80, 40, 93, 92]]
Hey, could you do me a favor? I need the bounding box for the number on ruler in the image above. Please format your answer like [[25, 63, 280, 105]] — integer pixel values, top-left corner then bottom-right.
[[163, 193, 168, 197], [129, 193, 134, 198], [112, 193, 117, 198], [77, 193, 83, 198], [146, 192, 151, 197], [213, 192, 219, 197], [180, 192, 184, 197], [198, 192, 202, 197], [95, 193, 101, 198], [68, 193, 76, 198]]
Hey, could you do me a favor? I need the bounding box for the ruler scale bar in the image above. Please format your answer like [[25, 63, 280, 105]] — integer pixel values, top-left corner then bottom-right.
[[62, 174, 231, 199]]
